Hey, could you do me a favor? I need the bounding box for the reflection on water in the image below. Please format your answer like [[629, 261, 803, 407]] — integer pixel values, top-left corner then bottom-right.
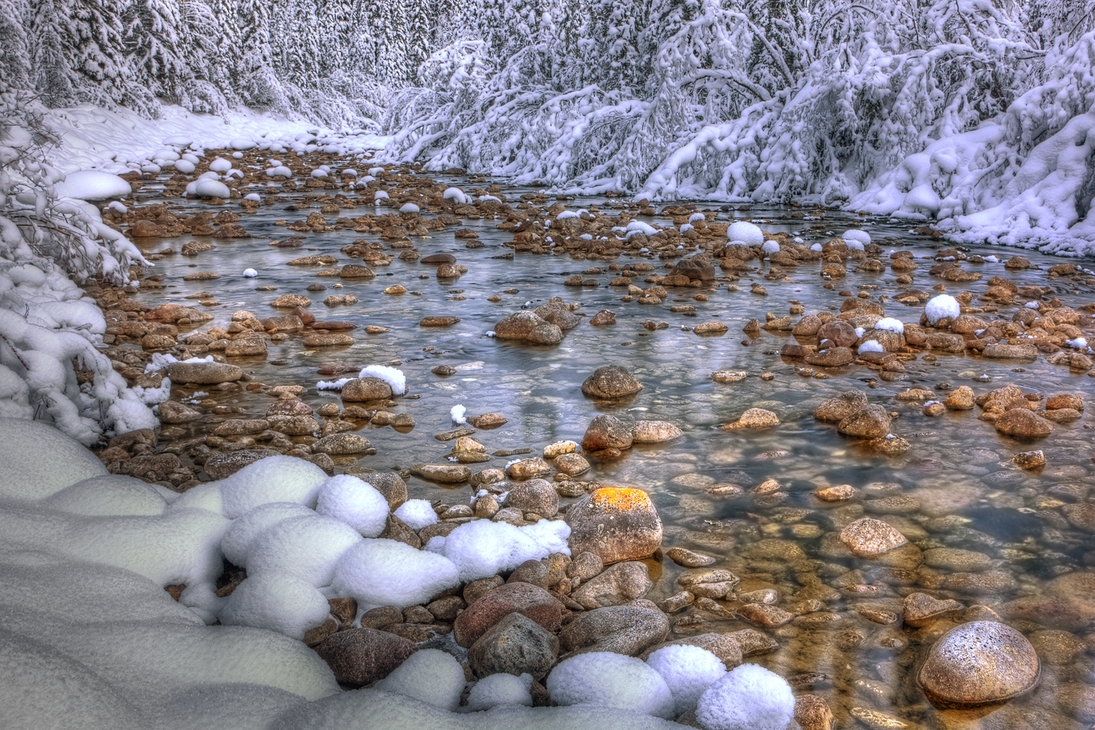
[[127, 173, 1095, 728]]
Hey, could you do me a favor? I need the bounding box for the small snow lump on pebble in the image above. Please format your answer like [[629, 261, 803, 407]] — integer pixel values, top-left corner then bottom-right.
[[925, 294, 960, 325]]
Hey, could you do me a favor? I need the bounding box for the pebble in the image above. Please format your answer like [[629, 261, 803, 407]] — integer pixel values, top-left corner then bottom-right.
[[666, 547, 716, 567]]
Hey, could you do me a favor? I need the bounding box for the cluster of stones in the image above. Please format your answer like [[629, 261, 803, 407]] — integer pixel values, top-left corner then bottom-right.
[[84, 150, 1095, 727]]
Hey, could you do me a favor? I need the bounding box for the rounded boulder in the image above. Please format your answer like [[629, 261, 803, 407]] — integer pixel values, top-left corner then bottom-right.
[[917, 621, 1040, 708]]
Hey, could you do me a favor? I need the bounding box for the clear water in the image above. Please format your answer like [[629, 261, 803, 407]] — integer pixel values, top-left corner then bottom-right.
[[126, 171, 1095, 728]]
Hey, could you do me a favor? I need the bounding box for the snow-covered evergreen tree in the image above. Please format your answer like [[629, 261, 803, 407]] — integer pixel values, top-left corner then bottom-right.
[[123, 0, 190, 107], [0, 0, 31, 93]]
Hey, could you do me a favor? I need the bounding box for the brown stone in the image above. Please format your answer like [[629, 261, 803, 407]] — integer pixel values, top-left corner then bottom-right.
[[313, 628, 417, 688], [815, 391, 868, 422], [839, 517, 907, 558], [720, 407, 779, 430], [837, 404, 892, 439], [993, 409, 1054, 440], [581, 365, 643, 399], [566, 487, 662, 564], [917, 621, 1040, 708], [580, 414, 633, 451], [453, 582, 564, 648]]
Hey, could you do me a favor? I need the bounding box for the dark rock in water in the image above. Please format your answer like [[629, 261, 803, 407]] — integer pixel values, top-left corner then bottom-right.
[[341, 377, 393, 401], [494, 311, 564, 344], [504, 478, 558, 517], [453, 582, 564, 648], [580, 414, 633, 451], [313, 628, 417, 687], [167, 361, 244, 385], [558, 604, 669, 656], [203, 449, 280, 479], [993, 409, 1054, 440], [566, 487, 662, 564], [917, 621, 1040, 708], [535, 299, 581, 330], [571, 561, 653, 609], [581, 365, 643, 399], [816, 320, 858, 348], [669, 254, 716, 281], [837, 404, 891, 439], [467, 612, 559, 680], [815, 391, 869, 422]]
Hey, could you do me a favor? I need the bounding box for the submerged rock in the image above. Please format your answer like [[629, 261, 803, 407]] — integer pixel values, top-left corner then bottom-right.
[[839, 517, 907, 558], [917, 621, 1040, 708]]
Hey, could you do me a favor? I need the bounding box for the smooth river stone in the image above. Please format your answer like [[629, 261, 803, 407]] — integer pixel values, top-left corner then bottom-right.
[[839, 517, 907, 558], [916, 621, 1040, 708]]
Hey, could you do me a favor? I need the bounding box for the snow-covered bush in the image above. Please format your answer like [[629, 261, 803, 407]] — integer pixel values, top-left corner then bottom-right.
[[0, 94, 155, 444]]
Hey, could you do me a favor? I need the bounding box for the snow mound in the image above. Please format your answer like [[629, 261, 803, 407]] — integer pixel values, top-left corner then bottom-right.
[[875, 317, 905, 333], [0, 418, 108, 502], [925, 294, 960, 325], [425, 519, 571, 583], [187, 178, 230, 199], [394, 499, 438, 530], [400, 203, 421, 214], [443, 187, 468, 204], [761, 240, 780, 255], [546, 652, 675, 719], [359, 365, 406, 395], [265, 166, 292, 178], [646, 645, 726, 716], [726, 221, 763, 246], [40, 474, 168, 517], [243, 268, 258, 277], [168, 482, 224, 515], [450, 404, 467, 424], [374, 648, 465, 711], [859, 340, 885, 354], [0, 629, 145, 730], [245, 515, 361, 586], [220, 456, 329, 518], [842, 229, 871, 249], [220, 502, 317, 567], [229, 138, 255, 151], [314, 475, 389, 538], [695, 664, 795, 730], [55, 171, 131, 201], [331, 539, 460, 609], [209, 158, 233, 173], [466, 673, 534, 711], [173, 159, 196, 174], [218, 573, 330, 640]]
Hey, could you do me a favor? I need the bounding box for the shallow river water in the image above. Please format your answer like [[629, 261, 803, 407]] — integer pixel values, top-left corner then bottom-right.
[[117, 162, 1095, 729]]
